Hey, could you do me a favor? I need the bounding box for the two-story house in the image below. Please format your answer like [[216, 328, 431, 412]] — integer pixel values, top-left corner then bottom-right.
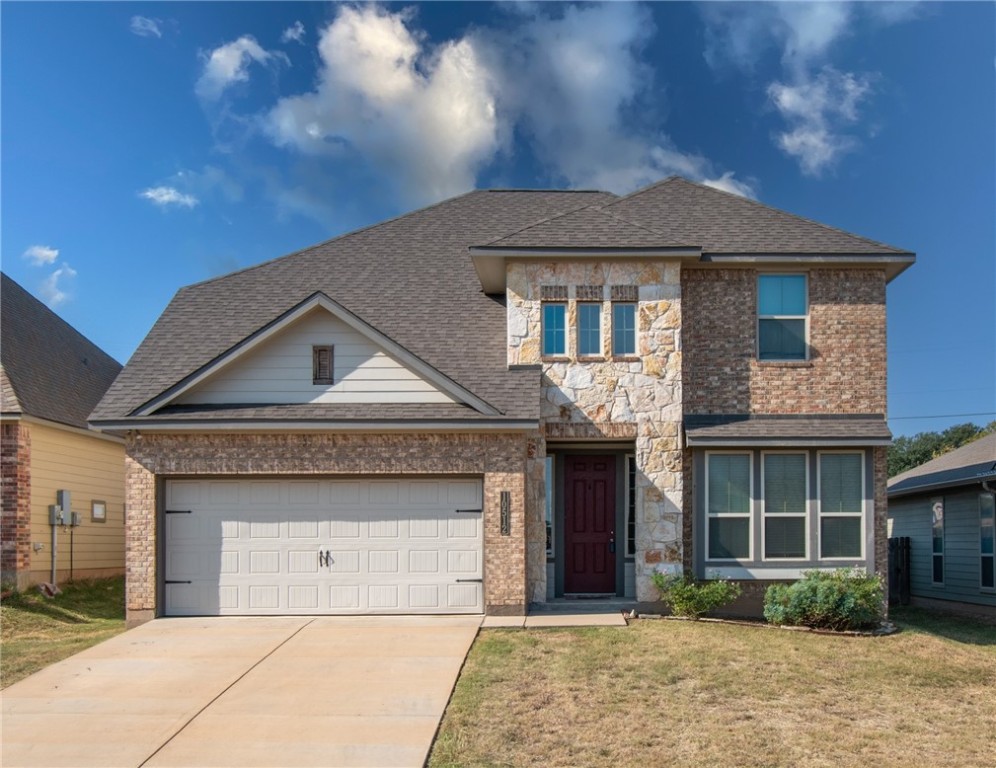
[[90, 177, 914, 624]]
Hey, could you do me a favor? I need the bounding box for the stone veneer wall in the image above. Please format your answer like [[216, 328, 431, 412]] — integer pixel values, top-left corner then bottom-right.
[[124, 432, 528, 624], [1, 422, 31, 589], [508, 260, 684, 601], [682, 268, 887, 415]]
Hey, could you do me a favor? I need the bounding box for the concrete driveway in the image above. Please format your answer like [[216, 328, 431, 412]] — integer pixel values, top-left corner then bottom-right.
[[1, 615, 481, 768]]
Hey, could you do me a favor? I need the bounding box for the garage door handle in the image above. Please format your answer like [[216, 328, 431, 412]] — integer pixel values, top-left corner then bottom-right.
[[165, 509, 192, 515], [455, 509, 482, 514], [165, 580, 192, 584], [456, 578, 483, 583]]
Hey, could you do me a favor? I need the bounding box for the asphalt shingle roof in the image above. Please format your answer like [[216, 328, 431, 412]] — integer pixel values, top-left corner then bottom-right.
[[888, 433, 996, 497], [92, 176, 913, 425], [684, 414, 892, 444], [92, 191, 609, 422], [2, 272, 122, 430]]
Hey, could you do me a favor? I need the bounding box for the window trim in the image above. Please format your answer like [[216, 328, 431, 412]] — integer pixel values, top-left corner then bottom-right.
[[979, 492, 994, 592], [761, 450, 810, 562], [930, 496, 945, 586], [625, 454, 636, 557], [541, 302, 568, 357], [816, 450, 866, 561], [757, 273, 809, 362], [312, 345, 334, 386], [611, 302, 638, 357], [576, 301, 603, 357], [705, 451, 754, 563]]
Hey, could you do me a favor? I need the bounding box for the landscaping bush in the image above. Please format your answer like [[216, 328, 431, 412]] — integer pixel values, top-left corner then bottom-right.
[[651, 572, 742, 619], [763, 569, 885, 631]]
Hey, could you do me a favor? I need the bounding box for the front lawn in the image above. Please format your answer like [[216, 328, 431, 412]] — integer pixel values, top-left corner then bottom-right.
[[1, 576, 126, 688], [430, 609, 996, 767]]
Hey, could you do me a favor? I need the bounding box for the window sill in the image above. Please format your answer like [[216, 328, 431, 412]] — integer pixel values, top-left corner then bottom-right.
[[611, 356, 640, 363], [755, 359, 814, 368], [577, 356, 606, 363], [541, 356, 570, 363]]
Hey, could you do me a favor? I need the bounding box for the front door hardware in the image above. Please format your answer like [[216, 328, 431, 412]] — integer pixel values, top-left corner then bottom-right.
[[165, 580, 192, 584], [164, 509, 192, 515], [456, 578, 483, 583]]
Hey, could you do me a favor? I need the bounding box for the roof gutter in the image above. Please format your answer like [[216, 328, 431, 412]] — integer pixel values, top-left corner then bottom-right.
[[700, 253, 916, 282], [686, 436, 893, 448], [888, 469, 996, 499]]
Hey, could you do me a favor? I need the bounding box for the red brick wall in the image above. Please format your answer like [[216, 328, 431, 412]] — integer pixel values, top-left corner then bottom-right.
[[1, 422, 31, 588], [682, 268, 887, 415]]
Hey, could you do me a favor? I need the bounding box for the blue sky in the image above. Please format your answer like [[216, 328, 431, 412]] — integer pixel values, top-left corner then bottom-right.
[[2, 2, 994, 438]]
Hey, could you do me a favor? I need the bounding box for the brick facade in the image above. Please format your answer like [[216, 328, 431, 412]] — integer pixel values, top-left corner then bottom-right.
[[682, 268, 887, 415], [123, 431, 528, 624], [1, 422, 31, 589]]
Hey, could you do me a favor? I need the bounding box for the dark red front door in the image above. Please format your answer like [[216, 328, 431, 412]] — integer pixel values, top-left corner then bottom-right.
[[564, 455, 616, 593]]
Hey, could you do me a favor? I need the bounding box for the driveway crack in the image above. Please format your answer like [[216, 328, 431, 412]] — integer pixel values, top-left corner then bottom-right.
[[138, 619, 315, 767]]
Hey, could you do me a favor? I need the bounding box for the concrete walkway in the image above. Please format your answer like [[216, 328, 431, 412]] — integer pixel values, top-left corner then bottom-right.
[[1, 616, 481, 768]]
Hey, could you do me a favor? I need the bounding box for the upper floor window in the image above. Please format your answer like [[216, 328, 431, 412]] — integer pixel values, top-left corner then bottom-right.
[[758, 274, 807, 360], [542, 303, 567, 356], [312, 345, 334, 385], [577, 303, 602, 356], [612, 303, 637, 356]]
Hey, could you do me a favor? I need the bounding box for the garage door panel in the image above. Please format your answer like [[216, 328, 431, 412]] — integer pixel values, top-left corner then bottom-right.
[[164, 478, 483, 615]]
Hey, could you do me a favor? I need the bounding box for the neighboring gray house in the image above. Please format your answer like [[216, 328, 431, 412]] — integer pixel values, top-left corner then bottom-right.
[[888, 433, 996, 614]]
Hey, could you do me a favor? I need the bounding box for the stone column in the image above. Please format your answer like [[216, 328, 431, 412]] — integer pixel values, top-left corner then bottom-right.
[[125, 455, 157, 626]]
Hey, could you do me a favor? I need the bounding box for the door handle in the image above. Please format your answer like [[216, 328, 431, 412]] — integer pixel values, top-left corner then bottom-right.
[[608, 538, 616, 554]]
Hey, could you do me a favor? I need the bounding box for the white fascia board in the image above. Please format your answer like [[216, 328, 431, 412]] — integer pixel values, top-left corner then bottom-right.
[[89, 419, 538, 433], [469, 248, 703, 293], [135, 293, 501, 417], [700, 253, 916, 282]]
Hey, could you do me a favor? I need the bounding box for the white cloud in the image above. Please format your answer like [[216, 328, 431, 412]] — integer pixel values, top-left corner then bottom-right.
[[265, 5, 501, 206], [22, 245, 59, 266], [196, 36, 287, 101], [139, 186, 200, 208], [130, 16, 162, 39], [768, 68, 872, 175], [281, 21, 306, 44], [702, 2, 916, 177], [702, 171, 758, 199], [39, 264, 77, 307]]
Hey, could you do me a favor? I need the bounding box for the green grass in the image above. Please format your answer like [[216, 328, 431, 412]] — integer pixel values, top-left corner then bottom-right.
[[429, 610, 996, 768], [1, 576, 126, 688]]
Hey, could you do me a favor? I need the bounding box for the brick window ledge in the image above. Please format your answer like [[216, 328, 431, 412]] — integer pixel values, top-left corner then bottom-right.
[[754, 360, 815, 368]]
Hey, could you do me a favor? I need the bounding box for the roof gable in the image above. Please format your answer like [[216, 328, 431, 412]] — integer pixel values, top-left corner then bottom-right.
[[1, 272, 121, 429], [141, 294, 495, 416]]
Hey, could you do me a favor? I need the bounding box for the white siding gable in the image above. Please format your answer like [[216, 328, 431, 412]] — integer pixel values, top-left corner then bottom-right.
[[176, 308, 457, 405]]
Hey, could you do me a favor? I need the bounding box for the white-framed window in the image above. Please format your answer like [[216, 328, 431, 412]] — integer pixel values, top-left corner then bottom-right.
[[542, 303, 567, 356], [979, 493, 994, 591], [931, 497, 945, 585], [758, 274, 808, 361], [545, 455, 555, 557], [577, 302, 602, 356], [706, 452, 752, 561], [762, 452, 808, 560], [625, 454, 636, 557], [818, 452, 865, 560], [612, 303, 637, 356]]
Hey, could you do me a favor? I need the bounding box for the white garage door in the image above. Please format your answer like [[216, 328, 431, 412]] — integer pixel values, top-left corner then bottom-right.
[[163, 477, 483, 616]]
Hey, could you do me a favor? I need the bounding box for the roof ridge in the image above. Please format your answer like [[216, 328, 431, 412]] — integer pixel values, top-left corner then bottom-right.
[[610, 176, 913, 255], [601, 175, 683, 207], [595, 206, 668, 238], [476, 201, 615, 248], [182, 188, 490, 291]]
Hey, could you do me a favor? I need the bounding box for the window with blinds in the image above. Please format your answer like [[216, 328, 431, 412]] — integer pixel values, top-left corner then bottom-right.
[[706, 453, 751, 560], [763, 453, 808, 559], [818, 452, 863, 558]]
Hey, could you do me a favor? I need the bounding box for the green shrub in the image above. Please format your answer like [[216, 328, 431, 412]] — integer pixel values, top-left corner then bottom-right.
[[651, 572, 742, 619], [763, 569, 884, 631]]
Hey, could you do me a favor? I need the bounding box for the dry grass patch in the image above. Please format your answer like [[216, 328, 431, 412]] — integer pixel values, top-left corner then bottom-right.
[[1, 576, 126, 688], [430, 610, 996, 768]]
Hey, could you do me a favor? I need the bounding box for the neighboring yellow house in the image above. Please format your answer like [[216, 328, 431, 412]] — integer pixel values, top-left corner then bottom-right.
[[1, 272, 124, 589]]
